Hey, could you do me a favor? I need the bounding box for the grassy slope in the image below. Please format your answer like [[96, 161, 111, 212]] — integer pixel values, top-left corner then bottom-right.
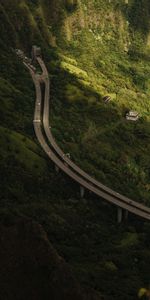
[[0, 1, 150, 299], [49, 0, 150, 204]]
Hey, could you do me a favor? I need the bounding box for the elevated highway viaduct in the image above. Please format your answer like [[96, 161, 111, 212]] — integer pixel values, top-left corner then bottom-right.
[[24, 53, 150, 223]]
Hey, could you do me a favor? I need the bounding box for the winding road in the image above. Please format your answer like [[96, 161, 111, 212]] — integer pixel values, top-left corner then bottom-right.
[[24, 55, 150, 222]]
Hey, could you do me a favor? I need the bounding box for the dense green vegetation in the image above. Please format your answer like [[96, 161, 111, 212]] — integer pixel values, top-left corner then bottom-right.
[[0, 0, 150, 299], [50, 57, 150, 204]]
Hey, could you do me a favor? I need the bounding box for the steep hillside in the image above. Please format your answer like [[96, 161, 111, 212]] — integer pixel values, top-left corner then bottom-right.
[[50, 0, 150, 203], [3, 0, 149, 204], [0, 217, 101, 300], [0, 1, 150, 300]]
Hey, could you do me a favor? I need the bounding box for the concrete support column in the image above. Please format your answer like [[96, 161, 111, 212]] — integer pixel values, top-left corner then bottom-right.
[[117, 207, 123, 223], [55, 165, 59, 173], [124, 210, 129, 220], [80, 186, 85, 198]]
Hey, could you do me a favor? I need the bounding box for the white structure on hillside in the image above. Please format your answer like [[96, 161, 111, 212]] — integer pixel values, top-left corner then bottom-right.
[[103, 95, 111, 104], [126, 111, 139, 121]]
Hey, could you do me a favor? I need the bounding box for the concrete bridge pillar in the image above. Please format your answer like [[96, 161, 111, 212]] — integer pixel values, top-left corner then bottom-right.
[[55, 165, 59, 173], [80, 186, 85, 198], [117, 207, 123, 223], [124, 210, 129, 220]]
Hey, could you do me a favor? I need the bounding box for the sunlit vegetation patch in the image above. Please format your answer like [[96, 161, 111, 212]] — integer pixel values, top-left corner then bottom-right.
[[50, 52, 150, 205]]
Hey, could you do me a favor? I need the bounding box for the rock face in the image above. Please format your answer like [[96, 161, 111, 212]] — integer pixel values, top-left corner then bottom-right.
[[0, 218, 101, 300]]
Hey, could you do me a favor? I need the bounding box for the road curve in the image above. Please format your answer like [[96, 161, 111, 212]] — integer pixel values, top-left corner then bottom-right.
[[36, 57, 150, 218], [25, 59, 150, 221]]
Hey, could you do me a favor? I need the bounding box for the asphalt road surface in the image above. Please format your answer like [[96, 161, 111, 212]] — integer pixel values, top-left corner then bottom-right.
[[25, 58, 150, 221]]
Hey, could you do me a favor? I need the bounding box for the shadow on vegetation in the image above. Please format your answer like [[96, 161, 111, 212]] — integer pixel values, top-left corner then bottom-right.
[[122, 0, 150, 36]]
